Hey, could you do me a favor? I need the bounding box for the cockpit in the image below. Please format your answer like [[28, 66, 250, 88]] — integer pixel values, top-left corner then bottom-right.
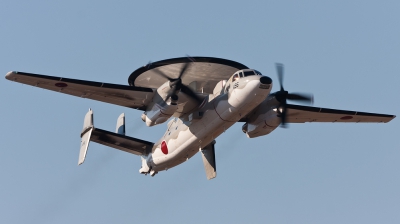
[[223, 69, 270, 94], [232, 69, 262, 81]]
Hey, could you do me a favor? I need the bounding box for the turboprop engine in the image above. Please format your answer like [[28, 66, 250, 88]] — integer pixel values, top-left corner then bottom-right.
[[242, 98, 281, 138], [141, 61, 203, 127], [142, 102, 178, 127], [142, 81, 179, 127], [242, 63, 313, 137]]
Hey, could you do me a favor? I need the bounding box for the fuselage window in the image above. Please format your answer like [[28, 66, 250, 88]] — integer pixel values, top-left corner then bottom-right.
[[243, 71, 255, 77], [239, 72, 244, 77]]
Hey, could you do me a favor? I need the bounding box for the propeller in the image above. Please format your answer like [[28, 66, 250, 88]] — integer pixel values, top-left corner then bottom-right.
[[152, 60, 202, 104], [274, 63, 313, 128]]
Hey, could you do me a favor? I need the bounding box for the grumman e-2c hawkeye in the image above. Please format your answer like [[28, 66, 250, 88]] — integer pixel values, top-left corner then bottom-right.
[[5, 57, 395, 180]]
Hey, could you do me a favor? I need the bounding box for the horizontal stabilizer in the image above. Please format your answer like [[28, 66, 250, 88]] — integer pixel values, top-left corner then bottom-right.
[[78, 109, 154, 165], [91, 128, 153, 156]]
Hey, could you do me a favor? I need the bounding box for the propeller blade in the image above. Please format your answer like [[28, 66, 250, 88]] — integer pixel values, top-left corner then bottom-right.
[[274, 90, 288, 103], [273, 63, 313, 127], [279, 104, 288, 128], [146, 61, 152, 68], [276, 63, 284, 91], [150, 56, 201, 106], [186, 54, 196, 62], [152, 68, 172, 81], [180, 84, 202, 103], [287, 93, 314, 104], [178, 62, 191, 79]]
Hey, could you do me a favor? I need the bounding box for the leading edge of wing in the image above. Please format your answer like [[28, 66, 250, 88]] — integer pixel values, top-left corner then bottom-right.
[[286, 104, 396, 123], [6, 71, 153, 92], [6, 71, 154, 110]]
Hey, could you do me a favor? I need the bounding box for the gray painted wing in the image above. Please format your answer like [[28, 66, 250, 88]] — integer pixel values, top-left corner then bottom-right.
[[286, 104, 395, 123], [91, 128, 153, 155], [6, 71, 154, 110]]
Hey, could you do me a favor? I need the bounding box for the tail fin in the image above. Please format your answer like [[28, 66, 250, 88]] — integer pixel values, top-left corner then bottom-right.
[[116, 113, 125, 135], [79, 109, 94, 165]]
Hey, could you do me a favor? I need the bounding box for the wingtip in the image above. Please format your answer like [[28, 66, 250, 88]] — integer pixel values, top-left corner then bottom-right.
[[5, 71, 16, 80]]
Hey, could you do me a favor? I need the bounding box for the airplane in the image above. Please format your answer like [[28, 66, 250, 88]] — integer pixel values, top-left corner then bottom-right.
[[5, 56, 396, 180]]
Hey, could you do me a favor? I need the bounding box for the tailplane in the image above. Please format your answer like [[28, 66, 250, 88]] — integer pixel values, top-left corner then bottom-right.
[[78, 109, 154, 165]]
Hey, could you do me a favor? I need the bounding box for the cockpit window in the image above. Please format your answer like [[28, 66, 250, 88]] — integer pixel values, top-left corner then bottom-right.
[[233, 74, 239, 81], [243, 71, 255, 77], [255, 70, 262, 76]]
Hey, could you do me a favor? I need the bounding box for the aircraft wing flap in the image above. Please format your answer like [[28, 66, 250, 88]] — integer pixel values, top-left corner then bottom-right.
[[6, 71, 154, 110], [286, 104, 395, 123], [91, 128, 154, 156]]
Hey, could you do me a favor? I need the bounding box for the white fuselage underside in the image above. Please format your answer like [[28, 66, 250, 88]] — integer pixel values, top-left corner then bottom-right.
[[147, 76, 272, 172]]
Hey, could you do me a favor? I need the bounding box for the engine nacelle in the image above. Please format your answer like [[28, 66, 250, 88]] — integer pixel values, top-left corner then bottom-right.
[[141, 80, 179, 127], [142, 102, 178, 127], [242, 97, 281, 138], [242, 111, 280, 138]]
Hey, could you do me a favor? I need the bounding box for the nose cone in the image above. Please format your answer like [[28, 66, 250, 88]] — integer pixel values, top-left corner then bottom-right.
[[260, 76, 272, 84]]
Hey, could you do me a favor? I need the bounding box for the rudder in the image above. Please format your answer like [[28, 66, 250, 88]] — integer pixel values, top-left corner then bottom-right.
[[78, 109, 94, 165]]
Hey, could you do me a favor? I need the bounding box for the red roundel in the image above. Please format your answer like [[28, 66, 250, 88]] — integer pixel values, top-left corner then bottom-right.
[[340, 116, 353, 120], [161, 141, 168, 154], [55, 82, 68, 88]]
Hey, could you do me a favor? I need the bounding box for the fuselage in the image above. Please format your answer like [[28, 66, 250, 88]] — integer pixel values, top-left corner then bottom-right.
[[144, 71, 272, 172]]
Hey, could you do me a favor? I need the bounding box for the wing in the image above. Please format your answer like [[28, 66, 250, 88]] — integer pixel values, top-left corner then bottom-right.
[[286, 104, 395, 123], [6, 71, 154, 110]]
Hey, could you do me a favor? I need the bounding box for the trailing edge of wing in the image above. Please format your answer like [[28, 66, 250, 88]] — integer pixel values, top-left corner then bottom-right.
[[286, 104, 395, 123], [5, 71, 154, 110]]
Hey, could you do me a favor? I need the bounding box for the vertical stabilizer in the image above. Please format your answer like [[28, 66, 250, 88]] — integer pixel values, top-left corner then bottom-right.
[[201, 141, 217, 180], [79, 109, 94, 165], [116, 113, 125, 135]]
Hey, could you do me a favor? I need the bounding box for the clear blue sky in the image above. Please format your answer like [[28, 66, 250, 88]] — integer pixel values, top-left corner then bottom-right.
[[1, 1, 399, 223]]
